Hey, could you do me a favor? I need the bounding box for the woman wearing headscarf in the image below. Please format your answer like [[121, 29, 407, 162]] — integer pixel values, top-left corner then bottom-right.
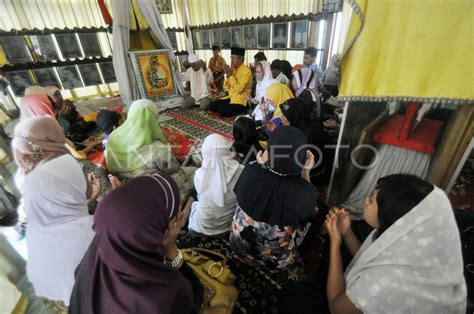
[[186, 134, 243, 236], [70, 174, 196, 314], [261, 83, 294, 134], [245, 61, 278, 121], [106, 99, 194, 200], [230, 126, 318, 271], [12, 116, 98, 308], [280, 98, 335, 184], [292, 68, 321, 121], [325, 174, 467, 313]]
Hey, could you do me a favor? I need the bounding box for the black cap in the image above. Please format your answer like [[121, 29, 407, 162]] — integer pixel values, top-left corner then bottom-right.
[[230, 46, 245, 57]]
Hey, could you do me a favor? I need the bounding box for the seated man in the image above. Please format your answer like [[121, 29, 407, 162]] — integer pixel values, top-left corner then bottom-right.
[[182, 54, 213, 111], [208, 45, 226, 91], [209, 47, 252, 117]]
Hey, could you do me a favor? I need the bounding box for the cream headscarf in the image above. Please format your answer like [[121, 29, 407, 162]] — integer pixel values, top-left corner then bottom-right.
[[345, 186, 467, 313]]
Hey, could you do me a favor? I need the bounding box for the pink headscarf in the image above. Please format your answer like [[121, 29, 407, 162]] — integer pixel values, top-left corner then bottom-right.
[[20, 94, 56, 121], [293, 68, 317, 97], [12, 116, 69, 175]]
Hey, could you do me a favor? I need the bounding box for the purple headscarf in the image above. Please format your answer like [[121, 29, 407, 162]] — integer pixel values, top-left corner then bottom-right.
[[70, 174, 193, 313]]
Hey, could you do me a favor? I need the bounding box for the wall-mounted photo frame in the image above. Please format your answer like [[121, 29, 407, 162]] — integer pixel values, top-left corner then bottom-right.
[[5, 71, 33, 96], [33, 68, 60, 87], [78, 64, 103, 86], [201, 30, 210, 49], [220, 28, 231, 49], [29, 35, 59, 61], [272, 23, 288, 49], [211, 29, 220, 46], [55, 34, 82, 59], [99, 62, 116, 83], [129, 49, 178, 99], [57, 65, 84, 89], [192, 30, 201, 49], [230, 26, 242, 48], [0, 36, 33, 64], [243, 25, 256, 49], [290, 20, 309, 49], [167, 31, 178, 50], [257, 24, 270, 49], [78, 33, 102, 57], [177, 54, 188, 73], [155, 0, 172, 14]]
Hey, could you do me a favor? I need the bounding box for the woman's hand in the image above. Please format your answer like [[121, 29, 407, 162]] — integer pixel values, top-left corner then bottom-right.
[[264, 120, 277, 132], [323, 119, 338, 129], [162, 210, 186, 260], [330, 207, 352, 236], [256, 150, 269, 165], [325, 213, 342, 246]]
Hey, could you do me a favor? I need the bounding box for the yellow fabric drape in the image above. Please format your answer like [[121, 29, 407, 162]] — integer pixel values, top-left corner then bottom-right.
[[339, 0, 473, 104]]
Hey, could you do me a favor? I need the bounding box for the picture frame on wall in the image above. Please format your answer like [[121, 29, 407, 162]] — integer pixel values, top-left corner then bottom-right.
[[57, 65, 84, 89], [290, 20, 309, 49], [129, 49, 178, 100], [201, 30, 210, 49], [155, 0, 172, 14], [29, 35, 59, 61], [99, 62, 117, 83], [55, 34, 82, 59], [220, 28, 230, 49], [272, 23, 288, 49], [0, 36, 33, 64], [167, 31, 178, 50], [256, 24, 270, 49], [192, 30, 201, 49], [33, 68, 60, 87], [243, 25, 256, 49], [78, 33, 102, 57], [5, 71, 33, 96], [211, 29, 220, 46], [78, 64, 103, 86], [230, 26, 242, 48]]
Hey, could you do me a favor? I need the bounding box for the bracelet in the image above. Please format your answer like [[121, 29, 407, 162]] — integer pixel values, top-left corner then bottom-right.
[[164, 249, 183, 269]]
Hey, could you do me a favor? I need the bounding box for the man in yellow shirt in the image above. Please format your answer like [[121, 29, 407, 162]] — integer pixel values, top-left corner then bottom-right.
[[209, 47, 252, 117]]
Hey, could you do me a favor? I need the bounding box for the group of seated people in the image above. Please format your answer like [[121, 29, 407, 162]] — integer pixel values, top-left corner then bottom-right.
[[0, 47, 467, 313]]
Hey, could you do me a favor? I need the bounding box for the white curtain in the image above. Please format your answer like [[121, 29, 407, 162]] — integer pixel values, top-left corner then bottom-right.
[[341, 144, 432, 218], [137, 0, 184, 95], [112, 0, 136, 108]]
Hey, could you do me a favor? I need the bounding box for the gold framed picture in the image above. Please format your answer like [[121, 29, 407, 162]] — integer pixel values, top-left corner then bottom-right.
[[129, 49, 177, 100]]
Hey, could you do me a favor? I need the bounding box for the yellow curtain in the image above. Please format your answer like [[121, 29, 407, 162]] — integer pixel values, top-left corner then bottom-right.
[[339, 0, 474, 104]]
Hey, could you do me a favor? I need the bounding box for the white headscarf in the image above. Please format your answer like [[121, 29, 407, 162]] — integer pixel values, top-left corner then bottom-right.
[[255, 61, 278, 102], [345, 187, 467, 313], [22, 154, 94, 305], [293, 68, 317, 97], [188, 134, 243, 235], [127, 99, 159, 118]]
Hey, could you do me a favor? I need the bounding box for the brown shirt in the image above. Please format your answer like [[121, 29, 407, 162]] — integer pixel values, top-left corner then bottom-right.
[[208, 55, 225, 73]]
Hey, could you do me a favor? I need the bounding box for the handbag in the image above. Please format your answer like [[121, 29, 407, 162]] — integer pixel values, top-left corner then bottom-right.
[[182, 248, 238, 314]]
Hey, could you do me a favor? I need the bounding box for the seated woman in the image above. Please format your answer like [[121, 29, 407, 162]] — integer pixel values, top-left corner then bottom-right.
[[185, 134, 243, 237], [325, 174, 467, 313], [96, 109, 122, 150], [245, 61, 277, 121], [292, 68, 320, 121], [12, 116, 99, 308], [230, 126, 318, 271], [106, 99, 194, 200], [261, 83, 294, 134], [231, 116, 263, 164], [70, 174, 197, 313], [280, 98, 335, 184]]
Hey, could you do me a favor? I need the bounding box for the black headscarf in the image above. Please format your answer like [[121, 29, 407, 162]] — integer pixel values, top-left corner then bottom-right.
[[231, 116, 263, 164], [96, 109, 120, 134], [234, 126, 317, 227], [280, 98, 309, 131]]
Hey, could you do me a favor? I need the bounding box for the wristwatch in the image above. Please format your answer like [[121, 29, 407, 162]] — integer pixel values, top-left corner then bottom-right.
[[164, 249, 183, 269]]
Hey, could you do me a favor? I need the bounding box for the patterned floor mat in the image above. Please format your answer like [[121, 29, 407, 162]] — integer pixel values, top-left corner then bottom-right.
[[162, 107, 234, 141]]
